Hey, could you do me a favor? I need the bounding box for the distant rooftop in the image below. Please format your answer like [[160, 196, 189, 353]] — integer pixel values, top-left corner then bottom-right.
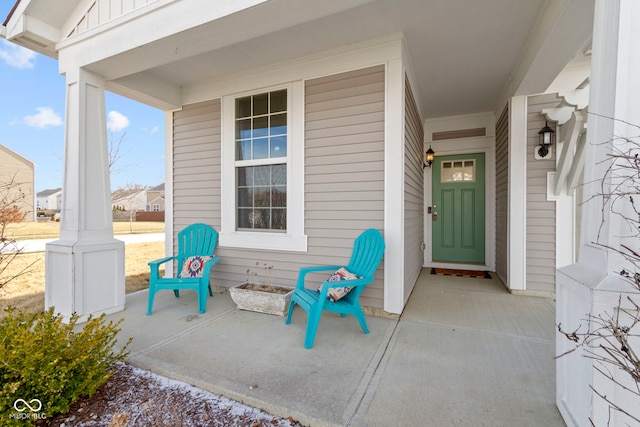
[[37, 188, 62, 197]]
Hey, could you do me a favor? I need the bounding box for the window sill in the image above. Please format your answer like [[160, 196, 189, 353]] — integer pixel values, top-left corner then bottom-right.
[[219, 231, 308, 252]]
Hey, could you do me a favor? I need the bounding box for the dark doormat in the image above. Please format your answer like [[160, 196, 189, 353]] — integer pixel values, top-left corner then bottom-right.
[[431, 268, 491, 279]]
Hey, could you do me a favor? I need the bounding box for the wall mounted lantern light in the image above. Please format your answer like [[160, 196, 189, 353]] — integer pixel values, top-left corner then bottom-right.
[[423, 146, 435, 168], [537, 121, 555, 158]]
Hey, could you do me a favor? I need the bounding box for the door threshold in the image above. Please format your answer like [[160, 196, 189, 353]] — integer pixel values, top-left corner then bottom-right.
[[427, 262, 490, 272]]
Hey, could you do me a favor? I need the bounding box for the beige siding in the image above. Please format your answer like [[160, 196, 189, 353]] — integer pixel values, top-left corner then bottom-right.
[[0, 145, 35, 221], [305, 65, 386, 309], [173, 100, 220, 234], [526, 94, 562, 293], [172, 65, 386, 309], [495, 106, 509, 284], [404, 77, 424, 299]]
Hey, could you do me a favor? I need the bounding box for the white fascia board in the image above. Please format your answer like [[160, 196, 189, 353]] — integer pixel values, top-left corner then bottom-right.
[[57, 0, 374, 78]]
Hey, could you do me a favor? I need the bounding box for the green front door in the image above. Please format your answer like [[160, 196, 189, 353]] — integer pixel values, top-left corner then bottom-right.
[[432, 153, 485, 263]]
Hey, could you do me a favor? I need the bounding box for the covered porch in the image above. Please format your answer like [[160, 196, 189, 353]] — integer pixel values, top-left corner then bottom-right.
[[108, 270, 560, 426]]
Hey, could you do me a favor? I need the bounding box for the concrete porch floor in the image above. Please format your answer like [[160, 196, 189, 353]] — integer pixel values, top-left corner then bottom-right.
[[106, 269, 564, 426]]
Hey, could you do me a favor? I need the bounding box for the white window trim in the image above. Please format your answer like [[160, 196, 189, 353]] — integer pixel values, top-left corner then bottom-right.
[[220, 81, 307, 252]]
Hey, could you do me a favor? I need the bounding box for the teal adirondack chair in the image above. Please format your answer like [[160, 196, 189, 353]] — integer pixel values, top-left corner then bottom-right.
[[147, 223, 221, 315], [285, 228, 385, 348]]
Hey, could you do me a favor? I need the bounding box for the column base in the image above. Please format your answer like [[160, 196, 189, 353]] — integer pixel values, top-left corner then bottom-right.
[[45, 239, 125, 323], [556, 263, 640, 427]]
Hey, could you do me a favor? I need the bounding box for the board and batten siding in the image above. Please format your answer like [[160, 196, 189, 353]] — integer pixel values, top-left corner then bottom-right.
[[494, 105, 509, 284], [403, 77, 424, 299], [526, 94, 562, 293], [172, 65, 386, 309], [68, 0, 158, 38]]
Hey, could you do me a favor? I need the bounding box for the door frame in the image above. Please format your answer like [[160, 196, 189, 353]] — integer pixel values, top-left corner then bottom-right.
[[424, 139, 496, 271]]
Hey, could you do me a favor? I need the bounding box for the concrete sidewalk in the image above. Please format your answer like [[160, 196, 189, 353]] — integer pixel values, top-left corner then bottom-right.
[[107, 270, 563, 426], [11, 233, 165, 253]]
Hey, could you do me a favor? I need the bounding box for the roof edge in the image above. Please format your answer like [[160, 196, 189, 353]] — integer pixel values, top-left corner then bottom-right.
[[3, 0, 21, 27]]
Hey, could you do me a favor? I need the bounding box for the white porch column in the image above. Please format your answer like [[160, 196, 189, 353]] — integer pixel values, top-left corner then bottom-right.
[[556, 1, 640, 426], [45, 67, 125, 322], [508, 95, 527, 291], [383, 58, 405, 314]]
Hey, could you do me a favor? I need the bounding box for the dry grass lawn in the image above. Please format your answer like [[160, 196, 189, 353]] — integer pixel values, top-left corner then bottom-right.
[[5, 221, 164, 240], [0, 241, 164, 317]]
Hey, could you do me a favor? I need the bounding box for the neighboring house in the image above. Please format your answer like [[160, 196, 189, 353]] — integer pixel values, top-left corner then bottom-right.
[[0, 144, 34, 222], [36, 188, 62, 211], [4, 1, 639, 425], [146, 183, 164, 211], [111, 187, 147, 212]]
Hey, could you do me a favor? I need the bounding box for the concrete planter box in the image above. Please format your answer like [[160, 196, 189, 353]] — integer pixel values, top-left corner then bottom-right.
[[229, 282, 294, 316]]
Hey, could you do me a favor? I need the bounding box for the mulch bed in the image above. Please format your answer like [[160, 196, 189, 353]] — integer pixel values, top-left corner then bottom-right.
[[35, 362, 305, 427]]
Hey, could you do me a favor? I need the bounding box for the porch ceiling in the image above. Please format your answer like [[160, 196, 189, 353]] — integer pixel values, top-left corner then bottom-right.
[[6, 0, 594, 118]]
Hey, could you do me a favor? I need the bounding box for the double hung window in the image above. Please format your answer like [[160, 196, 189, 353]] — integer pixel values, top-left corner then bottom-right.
[[221, 82, 306, 251], [235, 90, 287, 231]]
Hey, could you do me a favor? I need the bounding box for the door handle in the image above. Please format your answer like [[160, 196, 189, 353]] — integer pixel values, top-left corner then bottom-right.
[[432, 211, 438, 221]]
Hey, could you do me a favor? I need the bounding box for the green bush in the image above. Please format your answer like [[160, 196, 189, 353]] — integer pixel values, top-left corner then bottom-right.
[[0, 307, 131, 425]]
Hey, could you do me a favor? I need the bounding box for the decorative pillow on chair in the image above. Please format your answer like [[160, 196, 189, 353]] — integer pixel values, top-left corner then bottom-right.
[[179, 256, 212, 278], [318, 267, 362, 302]]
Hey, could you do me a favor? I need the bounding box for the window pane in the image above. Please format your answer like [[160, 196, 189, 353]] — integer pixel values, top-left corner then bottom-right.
[[270, 90, 287, 113], [253, 166, 271, 185], [271, 164, 286, 185], [270, 136, 287, 158], [253, 138, 269, 160], [236, 140, 251, 161], [253, 187, 270, 207], [251, 209, 269, 229], [441, 162, 453, 182], [272, 186, 286, 207], [253, 116, 268, 138], [237, 188, 253, 208], [236, 96, 251, 118], [463, 161, 474, 181], [237, 208, 251, 228], [253, 93, 268, 115], [272, 208, 286, 230], [237, 167, 253, 186], [236, 119, 251, 139], [270, 113, 286, 136]]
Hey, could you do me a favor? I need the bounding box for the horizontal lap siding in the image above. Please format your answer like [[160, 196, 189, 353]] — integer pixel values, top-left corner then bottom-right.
[[526, 94, 562, 293], [172, 66, 386, 310], [305, 65, 386, 309], [173, 100, 304, 288], [173, 100, 220, 237], [404, 78, 424, 300], [495, 106, 509, 284], [0, 149, 34, 221]]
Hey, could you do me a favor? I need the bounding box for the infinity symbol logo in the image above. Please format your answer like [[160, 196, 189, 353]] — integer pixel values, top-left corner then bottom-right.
[[13, 399, 43, 412]]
